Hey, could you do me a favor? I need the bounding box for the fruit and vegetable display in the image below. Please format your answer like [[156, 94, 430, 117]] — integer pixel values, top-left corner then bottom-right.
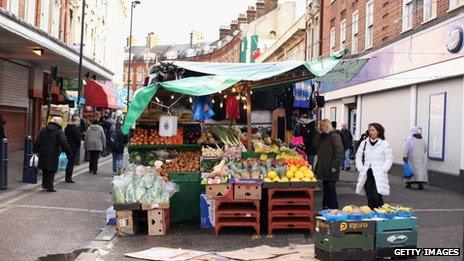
[[222, 146, 242, 159], [263, 162, 316, 183], [320, 204, 414, 221], [252, 137, 282, 154], [227, 158, 271, 180], [183, 125, 201, 144], [200, 158, 221, 172], [201, 146, 223, 157], [209, 126, 245, 148], [130, 150, 173, 167], [201, 159, 230, 185], [111, 165, 178, 204], [196, 130, 218, 145], [131, 127, 184, 145], [158, 151, 201, 177]]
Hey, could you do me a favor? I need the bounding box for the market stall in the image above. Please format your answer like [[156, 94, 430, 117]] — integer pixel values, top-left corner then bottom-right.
[[112, 49, 372, 237]]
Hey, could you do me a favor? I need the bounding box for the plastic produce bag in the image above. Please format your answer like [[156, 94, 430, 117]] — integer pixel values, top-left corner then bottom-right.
[[111, 175, 128, 204]]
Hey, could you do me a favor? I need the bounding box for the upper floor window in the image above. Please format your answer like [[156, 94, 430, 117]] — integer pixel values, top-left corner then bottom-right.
[[423, 0, 437, 22], [352, 10, 359, 54], [7, 0, 19, 16], [330, 27, 336, 51], [136, 68, 145, 84], [40, 0, 50, 33], [365, 1, 374, 49], [25, 0, 36, 25], [450, 0, 464, 10], [403, 0, 414, 31], [340, 19, 346, 49]]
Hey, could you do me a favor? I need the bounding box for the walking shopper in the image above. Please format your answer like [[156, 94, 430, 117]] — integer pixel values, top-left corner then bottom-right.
[[84, 120, 106, 174], [341, 123, 353, 171], [34, 117, 72, 192], [110, 121, 128, 175], [355, 123, 393, 209], [403, 126, 428, 190], [294, 111, 317, 166], [64, 116, 82, 183], [312, 119, 344, 210]]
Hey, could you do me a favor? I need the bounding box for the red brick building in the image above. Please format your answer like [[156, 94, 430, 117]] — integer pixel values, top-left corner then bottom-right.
[[321, 0, 464, 57]]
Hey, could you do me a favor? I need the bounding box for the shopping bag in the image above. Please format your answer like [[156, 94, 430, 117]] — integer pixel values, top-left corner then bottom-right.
[[58, 152, 68, 171], [29, 154, 39, 168], [403, 162, 414, 179]]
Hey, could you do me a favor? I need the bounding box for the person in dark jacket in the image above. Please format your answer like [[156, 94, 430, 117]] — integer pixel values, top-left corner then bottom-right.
[[294, 112, 317, 166], [0, 114, 6, 139], [312, 119, 344, 209], [84, 120, 106, 174], [64, 116, 82, 183], [34, 117, 72, 192], [110, 121, 128, 174], [341, 123, 353, 171]]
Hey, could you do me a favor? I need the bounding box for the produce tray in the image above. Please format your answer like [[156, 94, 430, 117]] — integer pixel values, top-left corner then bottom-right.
[[314, 233, 375, 252], [315, 217, 376, 237], [315, 247, 375, 261], [241, 151, 277, 159], [128, 144, 201, 153], [262, 181, 321, 188], [268, 210, 312, 218]]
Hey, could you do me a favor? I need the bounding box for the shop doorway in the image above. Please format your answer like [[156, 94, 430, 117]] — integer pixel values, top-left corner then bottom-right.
[[348, 107, 357, 137]]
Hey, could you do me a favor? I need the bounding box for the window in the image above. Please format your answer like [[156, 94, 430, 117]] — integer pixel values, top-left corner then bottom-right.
[[40, 0, 50, 32], [450, 0, 464, 10], [51, 0, 61, 38], [352, 11, 359, 54], [423, 0, 437, 22], [25, 0, 36, 25], [340, 19, 346, 48], [330, 27, 336, 51], [136, 68, 145, 84], [402, 0, 413, 31], [7, 0, 19, 16], [365, 1, 374, 49], [428, 92, 447, 161]]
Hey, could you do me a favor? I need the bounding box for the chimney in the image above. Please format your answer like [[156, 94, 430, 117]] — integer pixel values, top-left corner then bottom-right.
[[237, 13, 247, 26], [126, 36, 136, 48], [219, 25, 231, 40], [264, 0, 278, 15], [230, 20, 239, 33], [146, 32, 158, 49], [246, 6, 256, 23], [256, 0, 265, 18]]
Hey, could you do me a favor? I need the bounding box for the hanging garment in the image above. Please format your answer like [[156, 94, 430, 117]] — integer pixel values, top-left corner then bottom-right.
[[193, 96, 215, 121], [226, 96, 240, 121], [293, 79, 313, 108]]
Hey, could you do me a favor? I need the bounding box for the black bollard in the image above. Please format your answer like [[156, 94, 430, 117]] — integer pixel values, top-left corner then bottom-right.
[[23, 136, 37, 183], [0, 138, 8, 190]]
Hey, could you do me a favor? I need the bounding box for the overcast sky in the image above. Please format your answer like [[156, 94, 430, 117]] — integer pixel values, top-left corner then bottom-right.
[[129, 0, 306, 45]]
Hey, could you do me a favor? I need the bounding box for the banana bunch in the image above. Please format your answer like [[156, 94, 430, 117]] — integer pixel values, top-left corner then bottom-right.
[[375, 204, 412, 214]]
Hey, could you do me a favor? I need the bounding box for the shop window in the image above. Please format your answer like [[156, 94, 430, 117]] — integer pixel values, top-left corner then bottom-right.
[[428, 92, 447, 161]]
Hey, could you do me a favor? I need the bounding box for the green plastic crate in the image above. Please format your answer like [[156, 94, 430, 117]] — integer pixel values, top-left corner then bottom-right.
[[169, 172, 201, 224], [376, 217, 418, 233], [376, 230, 418, 249], [315, 233, 375, 252]]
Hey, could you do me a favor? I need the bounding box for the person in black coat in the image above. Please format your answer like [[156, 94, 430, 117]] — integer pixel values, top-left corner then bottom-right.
[[34, 117, 72, 192], [64, 116, 82, 183], [110, 121, 128, 174], [341, 123, 353, 171]]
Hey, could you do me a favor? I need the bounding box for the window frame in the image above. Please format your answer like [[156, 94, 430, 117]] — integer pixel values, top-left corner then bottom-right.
[[365, 1, 374, 50], [25, 0, 36, 25], [449, 0, 464, 11], [402, 0, 414, 32], [340, 19, 346, 48], [330, 27, 336, 51], [423, 0, 437, 23], [7, 0, 20, 16], [352, 10, 359, 54]]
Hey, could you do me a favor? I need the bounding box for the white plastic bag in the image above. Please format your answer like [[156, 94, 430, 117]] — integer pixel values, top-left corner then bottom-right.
[[29, 154, 39, 168]]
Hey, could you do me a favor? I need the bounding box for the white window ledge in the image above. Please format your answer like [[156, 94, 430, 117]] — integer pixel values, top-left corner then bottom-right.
[[422, 16, 437, 25], [448, 4, 464, 12], [401, 27, 413, 34]]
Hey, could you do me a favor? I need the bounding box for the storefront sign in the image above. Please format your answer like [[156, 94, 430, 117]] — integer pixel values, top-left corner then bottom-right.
[[446, 26, 463, 53]]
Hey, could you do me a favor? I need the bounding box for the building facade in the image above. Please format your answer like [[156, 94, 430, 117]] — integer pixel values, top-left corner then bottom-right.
[[319, 0, 464, 193], [0, 0, 127, 149]]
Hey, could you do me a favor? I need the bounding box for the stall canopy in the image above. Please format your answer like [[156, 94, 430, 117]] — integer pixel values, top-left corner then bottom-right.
[[122, 49, 369, 133], [84, 80, 119, 109]]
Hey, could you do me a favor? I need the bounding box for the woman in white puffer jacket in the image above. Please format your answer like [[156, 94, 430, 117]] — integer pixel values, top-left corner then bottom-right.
[[355, 123, 393, 209]]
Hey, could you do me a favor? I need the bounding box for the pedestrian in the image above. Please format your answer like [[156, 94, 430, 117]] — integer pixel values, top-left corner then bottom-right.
[[341, 123, 353, 171], [294, 111, 317, 166], [110, 121, 128, 175], [403, 126, 428, 190], [64, 116, 82, 183], [312, 119, 344, 210], [355, 123, 393, 209], [101, 116, 112, 157], [84, 119, 106, 174], [0, 114, 6, 139], [353, 130, 369, 160], [33, 117, 72, 192]]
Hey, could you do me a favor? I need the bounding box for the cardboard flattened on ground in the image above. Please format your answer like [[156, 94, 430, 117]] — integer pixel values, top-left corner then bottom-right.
[[125, 244, 315, 260], [124, 247, 209, 261]]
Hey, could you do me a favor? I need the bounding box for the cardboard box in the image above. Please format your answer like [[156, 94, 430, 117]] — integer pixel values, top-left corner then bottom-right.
[[116, 210, 138, 236], [315, 217, 376, 237], [141, 202, 170, 210], [205, 184, 233, 199], [147, 209, 169, 236], [41, 104, 70, 128], [234, 184, 262, 200], [200, 193, 215, 228]]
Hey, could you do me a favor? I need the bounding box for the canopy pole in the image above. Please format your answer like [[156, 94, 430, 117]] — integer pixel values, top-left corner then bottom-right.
[[246, 84, 252, 151]]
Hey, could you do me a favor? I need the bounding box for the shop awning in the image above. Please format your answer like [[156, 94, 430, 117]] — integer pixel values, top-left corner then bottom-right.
[[84, 80, 119, 109]]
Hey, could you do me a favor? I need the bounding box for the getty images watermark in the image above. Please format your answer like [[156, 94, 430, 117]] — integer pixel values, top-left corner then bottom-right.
[[394, 248, 461, 257]]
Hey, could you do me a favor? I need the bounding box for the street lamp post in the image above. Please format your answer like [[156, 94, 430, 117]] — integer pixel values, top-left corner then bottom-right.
[[76, 0, 86, 117], [126, 0, 141, 111]]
